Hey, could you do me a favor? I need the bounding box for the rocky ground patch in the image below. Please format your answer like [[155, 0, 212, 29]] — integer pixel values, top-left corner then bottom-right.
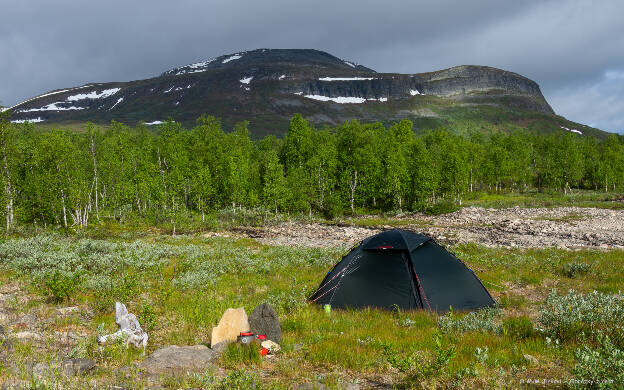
[[208, 207, 624, 249]]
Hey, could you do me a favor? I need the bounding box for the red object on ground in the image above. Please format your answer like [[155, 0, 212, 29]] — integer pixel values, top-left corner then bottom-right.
[[261, 348, 269, 356], [376, 245, 393, 249], [256, 334, 267, 340], [240, 332, 254, 336]]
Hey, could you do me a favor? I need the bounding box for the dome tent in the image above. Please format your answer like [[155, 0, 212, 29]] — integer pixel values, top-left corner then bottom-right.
[[309, 229, 495, 312]]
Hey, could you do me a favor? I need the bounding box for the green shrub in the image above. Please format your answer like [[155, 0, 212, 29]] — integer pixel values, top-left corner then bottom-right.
[[139, 303, 156, 332], [562, 262, 591, 278], [384, 334, 457, 385], [438, 307, 502, 334], [424, 201, 460, 216], [538, 290, 624, 342], [573, 334, 624, 389], [502, 316, 536, 339], [44, 270, 81, 302]]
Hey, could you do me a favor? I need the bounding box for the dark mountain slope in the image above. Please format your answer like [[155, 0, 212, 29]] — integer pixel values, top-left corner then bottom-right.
[[7, 49, 607, 138]]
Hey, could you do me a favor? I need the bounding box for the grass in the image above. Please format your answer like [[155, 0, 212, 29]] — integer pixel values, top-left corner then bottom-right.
[[462, 189, 624, 210], [0, 233, 622, 388]]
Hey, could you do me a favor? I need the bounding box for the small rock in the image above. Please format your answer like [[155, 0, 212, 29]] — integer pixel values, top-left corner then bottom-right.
[[32, 362, 52, 377], [57, 306, 79, 316], [249, 303, 282, 343], [62, 358, 96, 375], [260, 340, 280, 354], [14, 331, 40, 341], [12, 314, 37, 328], [210, 307, 250, 347], [138, 345, 218, 376], [210, 341, 229, 354], [523, 354, 538, 365]]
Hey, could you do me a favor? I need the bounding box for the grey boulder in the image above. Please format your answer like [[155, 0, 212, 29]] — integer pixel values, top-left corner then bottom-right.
[[62, 358, 96, 375], [138, 345, 218, 376], [249, 303, 282, 343]]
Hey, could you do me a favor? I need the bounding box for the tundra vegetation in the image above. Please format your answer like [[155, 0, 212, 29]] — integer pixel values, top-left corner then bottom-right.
[[0, 110, 623, 388], [0, 234, 622, 388]]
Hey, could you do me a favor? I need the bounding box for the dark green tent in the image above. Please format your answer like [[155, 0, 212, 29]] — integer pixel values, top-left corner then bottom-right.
[[310, 229, 495, 312]]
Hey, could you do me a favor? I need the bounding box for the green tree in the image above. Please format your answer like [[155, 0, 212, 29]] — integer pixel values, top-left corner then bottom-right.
[[262, 150, 287, 213], [598, 134, 624, 192]]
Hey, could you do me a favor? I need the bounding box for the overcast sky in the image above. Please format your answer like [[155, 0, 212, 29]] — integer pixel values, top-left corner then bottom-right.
[[1, 0, 623, 133]]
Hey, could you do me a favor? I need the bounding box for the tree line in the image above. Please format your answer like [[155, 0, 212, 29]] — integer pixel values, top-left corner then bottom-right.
[[1, 111, 623, 230]]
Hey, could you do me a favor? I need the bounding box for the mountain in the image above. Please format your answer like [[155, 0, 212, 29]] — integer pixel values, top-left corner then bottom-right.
[[6, 49, 608, 138]]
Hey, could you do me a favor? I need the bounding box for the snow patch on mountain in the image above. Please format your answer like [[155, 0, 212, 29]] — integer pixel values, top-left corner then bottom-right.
[[11, 117, 44, 123], [109, 97, 124, 110], [410, 89, 422, 96], [187, 59, 215, 70], [67, 88, 121, 101], [560, 125, 583, 135], [19, 103, 85, 112], [222, 54, 243, 64], [11, 86, 92, 109], [343, 61, 356, 68], [319, 77, 376, 81], [278, 74, 286, 80], [240, 76, 253, 84], [165, 59, 216, 75], [300, 94, 388, 104]]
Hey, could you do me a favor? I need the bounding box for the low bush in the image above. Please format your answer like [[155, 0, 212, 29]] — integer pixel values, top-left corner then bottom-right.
[[139, 303, 157, 332], [573, 334, 624, 389], [438, 307, 502, 334], [538, 290, 624, 342], [561, 262, 591, 278], [43, 270, 82, 303], [383, 334, 457, 387], [423, 201, 460, 216]]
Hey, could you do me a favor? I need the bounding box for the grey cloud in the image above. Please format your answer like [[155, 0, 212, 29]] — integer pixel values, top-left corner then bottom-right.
[[1, 0, 622, 133]]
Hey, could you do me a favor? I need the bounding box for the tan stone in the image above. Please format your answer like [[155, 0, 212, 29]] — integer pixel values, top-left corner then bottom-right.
[[210, 307, 250, 347]]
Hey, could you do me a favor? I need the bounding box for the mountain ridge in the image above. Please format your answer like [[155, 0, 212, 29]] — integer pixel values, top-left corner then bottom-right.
[[5, 48, 607, 138]]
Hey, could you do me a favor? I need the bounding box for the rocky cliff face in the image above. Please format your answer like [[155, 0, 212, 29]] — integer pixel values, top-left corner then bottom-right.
[[7, 49, 556, 134]]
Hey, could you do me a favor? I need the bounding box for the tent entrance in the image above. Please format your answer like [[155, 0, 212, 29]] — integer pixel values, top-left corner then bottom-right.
[[326, 250, 420, 310]]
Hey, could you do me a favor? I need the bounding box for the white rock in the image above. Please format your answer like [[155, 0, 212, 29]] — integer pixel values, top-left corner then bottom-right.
[[261, 340, 280, 353], [98, 302, 148, 354]]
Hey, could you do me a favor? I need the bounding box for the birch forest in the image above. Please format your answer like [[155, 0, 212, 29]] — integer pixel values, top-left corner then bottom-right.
[[1, 112, 623, 231]]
